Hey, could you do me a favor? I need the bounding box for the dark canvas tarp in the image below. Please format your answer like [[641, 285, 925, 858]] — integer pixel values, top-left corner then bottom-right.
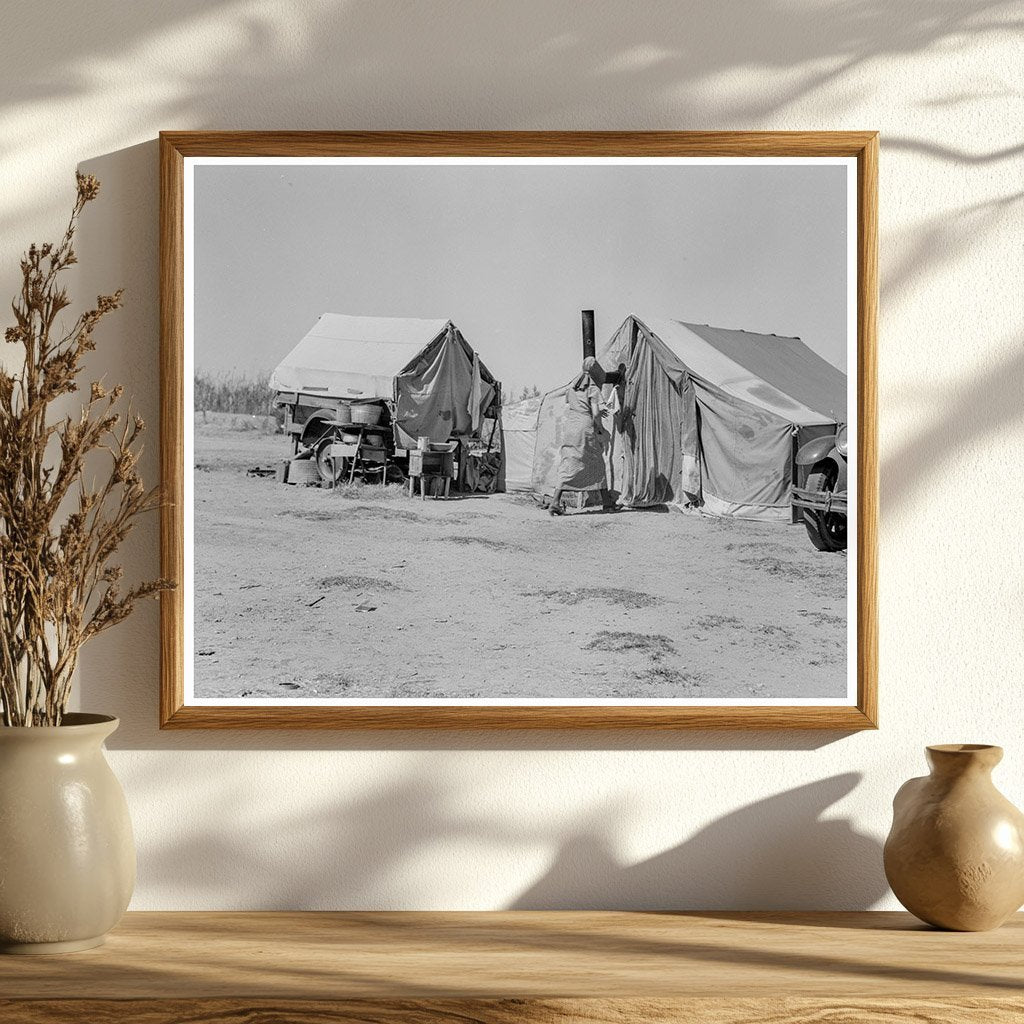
[[572, 315, 847, 520], [393, 325, 497, 445], [269, 314, 498, 447]]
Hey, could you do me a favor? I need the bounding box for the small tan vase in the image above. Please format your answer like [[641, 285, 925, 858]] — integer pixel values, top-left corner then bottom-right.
[[0, 713, 135, 953], [884, 744, 1024, 931]]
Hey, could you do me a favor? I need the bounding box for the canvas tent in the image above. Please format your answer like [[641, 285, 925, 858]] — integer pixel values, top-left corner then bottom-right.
[[533, 315, 846, 521], [499, 397, 541, 492], [269, 314, 500, 447], [532, 381, 589, 507]]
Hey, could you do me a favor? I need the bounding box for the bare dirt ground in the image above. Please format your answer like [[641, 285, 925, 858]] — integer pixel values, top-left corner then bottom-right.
[[193, 416, 848, 700]]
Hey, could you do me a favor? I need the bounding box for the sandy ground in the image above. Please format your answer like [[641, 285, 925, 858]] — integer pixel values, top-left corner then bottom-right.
[[193, 416, 848, 700]]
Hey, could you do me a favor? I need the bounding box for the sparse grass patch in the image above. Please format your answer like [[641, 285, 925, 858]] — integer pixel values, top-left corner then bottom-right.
[[693, 614, 742, 630], [441, 536, 519, 551], [278, 509, 335, 523], [751, 623, 798, 650], [740, 556, 845, 597], [585, 631, 675, 659], [633, 665, 703, 690], [330, 483, 406, 501], [705, 514, 742, 530], [739, 555, 832, 583], [347, 504, 437, 523], [753, 624, 796, 639], [320, 575, 398, 592], [280, 504, 429, 525], [310, 673, 357, 696], [740, 555, 796, 577], [525, 587, 660, 609], [798, 610, 845, 628], [504, 492, 542, 507]]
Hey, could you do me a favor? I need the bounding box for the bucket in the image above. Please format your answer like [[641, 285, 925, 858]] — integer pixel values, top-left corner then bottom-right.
[[287, 459, 320, 486], [333, 403, 352, 425], [351, 403, 383, 426]]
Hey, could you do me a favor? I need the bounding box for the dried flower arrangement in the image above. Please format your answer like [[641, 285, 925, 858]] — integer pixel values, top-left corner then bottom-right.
[[0, 174, 171, 726]]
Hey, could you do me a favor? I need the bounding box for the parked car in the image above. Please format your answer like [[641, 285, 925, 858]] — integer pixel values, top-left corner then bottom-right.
[[792, 425, 848, 551]]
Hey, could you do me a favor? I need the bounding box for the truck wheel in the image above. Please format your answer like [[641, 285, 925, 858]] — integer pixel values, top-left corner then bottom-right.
[[803, 466, 847, 552], [315, 438, 344, 485]]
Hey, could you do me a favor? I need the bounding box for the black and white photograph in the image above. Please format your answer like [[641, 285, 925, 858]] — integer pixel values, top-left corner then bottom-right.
[[179, 151, 861, 712]]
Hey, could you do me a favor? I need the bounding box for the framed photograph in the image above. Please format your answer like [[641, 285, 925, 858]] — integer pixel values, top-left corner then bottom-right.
[[160, 131, 877, 729]]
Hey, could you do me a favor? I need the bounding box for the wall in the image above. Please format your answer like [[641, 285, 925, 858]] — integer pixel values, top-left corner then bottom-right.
[[1, 0, 1021, 910]]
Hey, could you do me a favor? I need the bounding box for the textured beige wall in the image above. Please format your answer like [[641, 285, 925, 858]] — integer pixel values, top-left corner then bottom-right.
[[1, 1, 1021, 909]]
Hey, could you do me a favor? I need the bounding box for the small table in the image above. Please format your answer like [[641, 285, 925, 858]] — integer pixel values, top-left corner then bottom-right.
[[405, 447, 456, 499]]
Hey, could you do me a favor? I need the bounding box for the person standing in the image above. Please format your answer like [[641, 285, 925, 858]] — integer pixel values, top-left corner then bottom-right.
[[550, 357, 610, 515]]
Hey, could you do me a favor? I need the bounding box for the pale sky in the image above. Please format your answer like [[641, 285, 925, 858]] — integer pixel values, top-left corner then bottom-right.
[[193, 161, 849, 396]]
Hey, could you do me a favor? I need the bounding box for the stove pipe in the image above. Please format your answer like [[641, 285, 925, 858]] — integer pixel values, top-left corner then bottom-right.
[[581, 310, 596, 362]]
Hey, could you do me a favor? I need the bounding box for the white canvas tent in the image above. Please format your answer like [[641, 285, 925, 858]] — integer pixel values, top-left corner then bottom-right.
[[499, 397, 541, 492], [269, 313, 499, 446], [532, 315, 847, 520], [598, 316, 847, 519]]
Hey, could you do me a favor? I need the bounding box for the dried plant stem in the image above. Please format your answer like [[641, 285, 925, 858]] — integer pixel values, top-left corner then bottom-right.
[[0, 174, 172, 726]]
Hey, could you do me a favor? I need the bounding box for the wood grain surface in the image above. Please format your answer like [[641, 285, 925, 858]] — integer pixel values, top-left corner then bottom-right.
[[160, 130, 879, 158], [0, 911, 1019, 1023], [1, 911, 1021, 997], [4, 997, 1023, 1024], [159, 131, 879, 731]]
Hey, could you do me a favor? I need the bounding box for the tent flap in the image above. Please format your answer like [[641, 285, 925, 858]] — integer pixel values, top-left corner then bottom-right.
[[619, 329, 685, 506], [394, 326, 495, 445], [693, 380, 794, 515]]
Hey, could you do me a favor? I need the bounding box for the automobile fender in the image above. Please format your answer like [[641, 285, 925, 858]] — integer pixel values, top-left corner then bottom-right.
[[795, 434, 838, 467], [299, 409, 342, 445], [834, 452, 848, 493]]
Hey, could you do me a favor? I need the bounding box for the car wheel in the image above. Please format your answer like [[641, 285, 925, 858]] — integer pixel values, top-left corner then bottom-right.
[[803, 465, 847, 552]]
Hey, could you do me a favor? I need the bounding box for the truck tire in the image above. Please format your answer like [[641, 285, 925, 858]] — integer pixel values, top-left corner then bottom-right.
[[803, 465, 847, 552]]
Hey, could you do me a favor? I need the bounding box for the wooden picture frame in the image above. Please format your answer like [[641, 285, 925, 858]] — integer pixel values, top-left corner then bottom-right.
[[160, 131, 877, 730]]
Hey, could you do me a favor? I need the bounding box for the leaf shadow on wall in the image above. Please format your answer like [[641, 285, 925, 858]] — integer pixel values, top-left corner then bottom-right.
[[124, 758, 1022, 988], [2, 0, 1019, 247], [883, 333, 1024, 513], [511, 773, 887, 910], [128, 759, 887, 911], [4, 1, 1017, 131]]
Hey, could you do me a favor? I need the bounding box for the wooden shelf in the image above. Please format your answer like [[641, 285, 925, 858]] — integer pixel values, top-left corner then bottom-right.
[[1, 911, 1021, 1022]]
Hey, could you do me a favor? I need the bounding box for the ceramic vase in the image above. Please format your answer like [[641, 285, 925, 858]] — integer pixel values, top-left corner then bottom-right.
[[884, 744, 1024, 931], [0, 714, 135, 953]]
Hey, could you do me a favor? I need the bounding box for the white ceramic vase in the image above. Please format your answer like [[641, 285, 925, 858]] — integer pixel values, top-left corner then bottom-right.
[[0, 713, 135, 953]]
